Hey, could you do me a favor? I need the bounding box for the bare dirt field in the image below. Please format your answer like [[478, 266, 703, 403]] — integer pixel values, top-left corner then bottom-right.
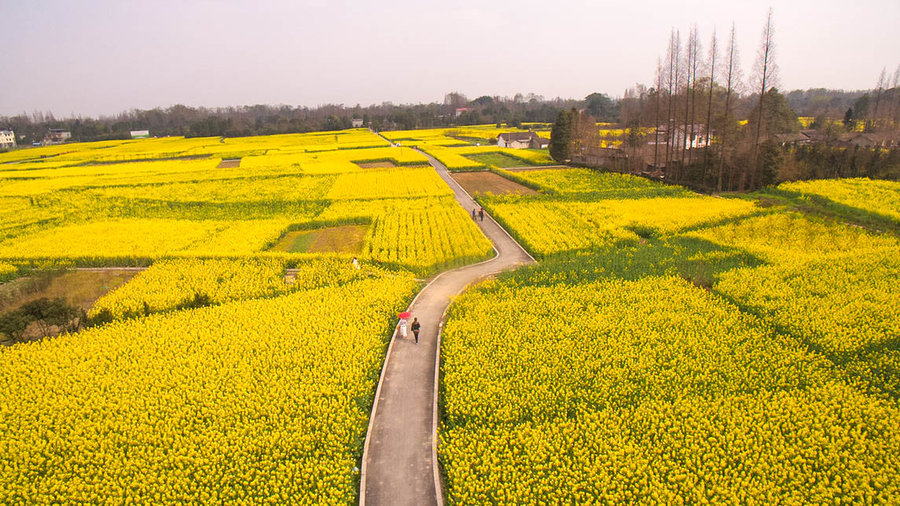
[[217, 158, 241, 168], [307, 224, 368, 253], [451, 171, 538, 195], [355, 160, 398, 169], [0, 270, 139, 314], [270, 225, 368, 254]]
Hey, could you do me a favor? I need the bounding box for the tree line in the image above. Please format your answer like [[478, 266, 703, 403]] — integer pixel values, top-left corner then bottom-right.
[[0, 93, 592, 146]]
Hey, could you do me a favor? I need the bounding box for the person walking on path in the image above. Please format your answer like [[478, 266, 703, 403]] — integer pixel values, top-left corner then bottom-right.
[[472, 208, 477, 220], [411, 318, 421, 344], [398, 317, 408, 339], [478, 207, 485, 222]]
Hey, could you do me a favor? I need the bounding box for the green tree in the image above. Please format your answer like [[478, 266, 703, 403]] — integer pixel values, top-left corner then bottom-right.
[[757, 139, 782, 187], [624, 120, 648, 170], [549, 109, 575, 163], [584, 93, 618, 122], [0, 310, 30, 342], [843, 107, 854, 129], [746, 88, 800, 137], [19, 298, 81, 336], [851, 95, 870, 121]]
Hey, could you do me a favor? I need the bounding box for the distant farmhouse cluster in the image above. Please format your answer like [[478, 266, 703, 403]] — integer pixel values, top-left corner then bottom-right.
[[0, 128, 155, 149], [496, 132, 550, 149], [43, 129, 71, 145], [647, 124, 896, 153], [0, 129, 15, 149], [651, 124, 710, 149], [775, 130, 897, 149], [0, 128, 78, 148]]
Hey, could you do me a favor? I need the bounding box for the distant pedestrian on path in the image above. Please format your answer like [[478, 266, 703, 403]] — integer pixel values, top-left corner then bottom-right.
[[478, 207, 485, 222], [411, 318, 421, 344], [472, 208, 477, 220]]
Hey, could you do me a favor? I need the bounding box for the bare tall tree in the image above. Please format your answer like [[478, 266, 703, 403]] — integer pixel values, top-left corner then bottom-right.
[[665, 30, 679, 172], [890, 64, 900, 124], [870, 67, 888, 130], [688, 26, 701, 166], [750, 8, 778, 190], [704, 29, 718, 178], [717, 23, 740, 192], [679, 30, 693, 176], [654, 57, 663, 169]]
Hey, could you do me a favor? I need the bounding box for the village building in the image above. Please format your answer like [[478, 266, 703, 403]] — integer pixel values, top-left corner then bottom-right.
[[130, 130, 150, 139], [837, 132, 895, 149], [799, 129, 826, 144], [496, 132, 550, 149], [777, 130, 897, 149], [43, 129, 71, 145], [0, 129, 16, 149], [774, 132, 811, 146], [351, 118, 364, 128], [671, 124, 710, 149], [650, 124, 711, 149], [570, 146, 628, 171]]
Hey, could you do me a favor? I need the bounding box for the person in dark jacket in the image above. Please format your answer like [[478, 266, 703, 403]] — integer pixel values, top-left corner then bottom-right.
[[478, 207, 484, 222], [411, 317, 421, 344]]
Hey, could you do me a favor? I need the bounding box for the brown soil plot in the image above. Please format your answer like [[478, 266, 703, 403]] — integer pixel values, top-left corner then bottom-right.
[[451, 172, 538, 195], [355, 160, 398, 169], [270, 225, 368, 254], [307, 225, 368, 253], [217, 158, 241, 168], [0, 270, 139, 313]]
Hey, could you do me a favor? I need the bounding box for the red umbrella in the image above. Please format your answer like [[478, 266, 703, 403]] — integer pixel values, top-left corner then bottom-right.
[[398, 311, 411, 319]]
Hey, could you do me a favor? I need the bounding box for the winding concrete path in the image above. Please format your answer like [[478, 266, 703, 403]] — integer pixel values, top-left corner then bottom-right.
[[359, 152, 535, 505]]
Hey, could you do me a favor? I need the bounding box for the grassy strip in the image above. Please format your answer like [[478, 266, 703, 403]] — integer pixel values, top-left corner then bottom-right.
[[269, 230, 318, 253], [466, 151, 553, 168]]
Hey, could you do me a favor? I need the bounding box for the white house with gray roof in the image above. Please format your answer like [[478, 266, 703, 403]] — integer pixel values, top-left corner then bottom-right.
[[0, 130, 15, 149]]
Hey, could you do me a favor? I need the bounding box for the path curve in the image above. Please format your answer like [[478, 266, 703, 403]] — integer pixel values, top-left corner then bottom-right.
[[360, 151, 535, 505]]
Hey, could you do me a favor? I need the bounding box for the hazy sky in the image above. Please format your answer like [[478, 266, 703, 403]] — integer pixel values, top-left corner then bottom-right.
[[1, 0, 898, 117]]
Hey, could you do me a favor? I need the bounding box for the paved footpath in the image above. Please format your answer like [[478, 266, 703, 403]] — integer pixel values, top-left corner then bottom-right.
[[360, 152, 535, 505]]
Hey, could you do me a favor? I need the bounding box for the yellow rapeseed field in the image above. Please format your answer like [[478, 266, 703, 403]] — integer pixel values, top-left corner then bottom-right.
[[486, 196, 755, 257], [0, 128, 497, 500], [440, 275, 900, 503], [0, 261, 16, 281], [3, 127, 898, 503], [89, 257, 398, 319], [0, 129, 491, 273], [441, 169, 900, 503], [325, 167, 452, 200], [778, 177, 900, 223], [683, 211, 899, 263], [0, 275, 418, 503], [510, 167, 690, 197], [0, 219, 298, 261]]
